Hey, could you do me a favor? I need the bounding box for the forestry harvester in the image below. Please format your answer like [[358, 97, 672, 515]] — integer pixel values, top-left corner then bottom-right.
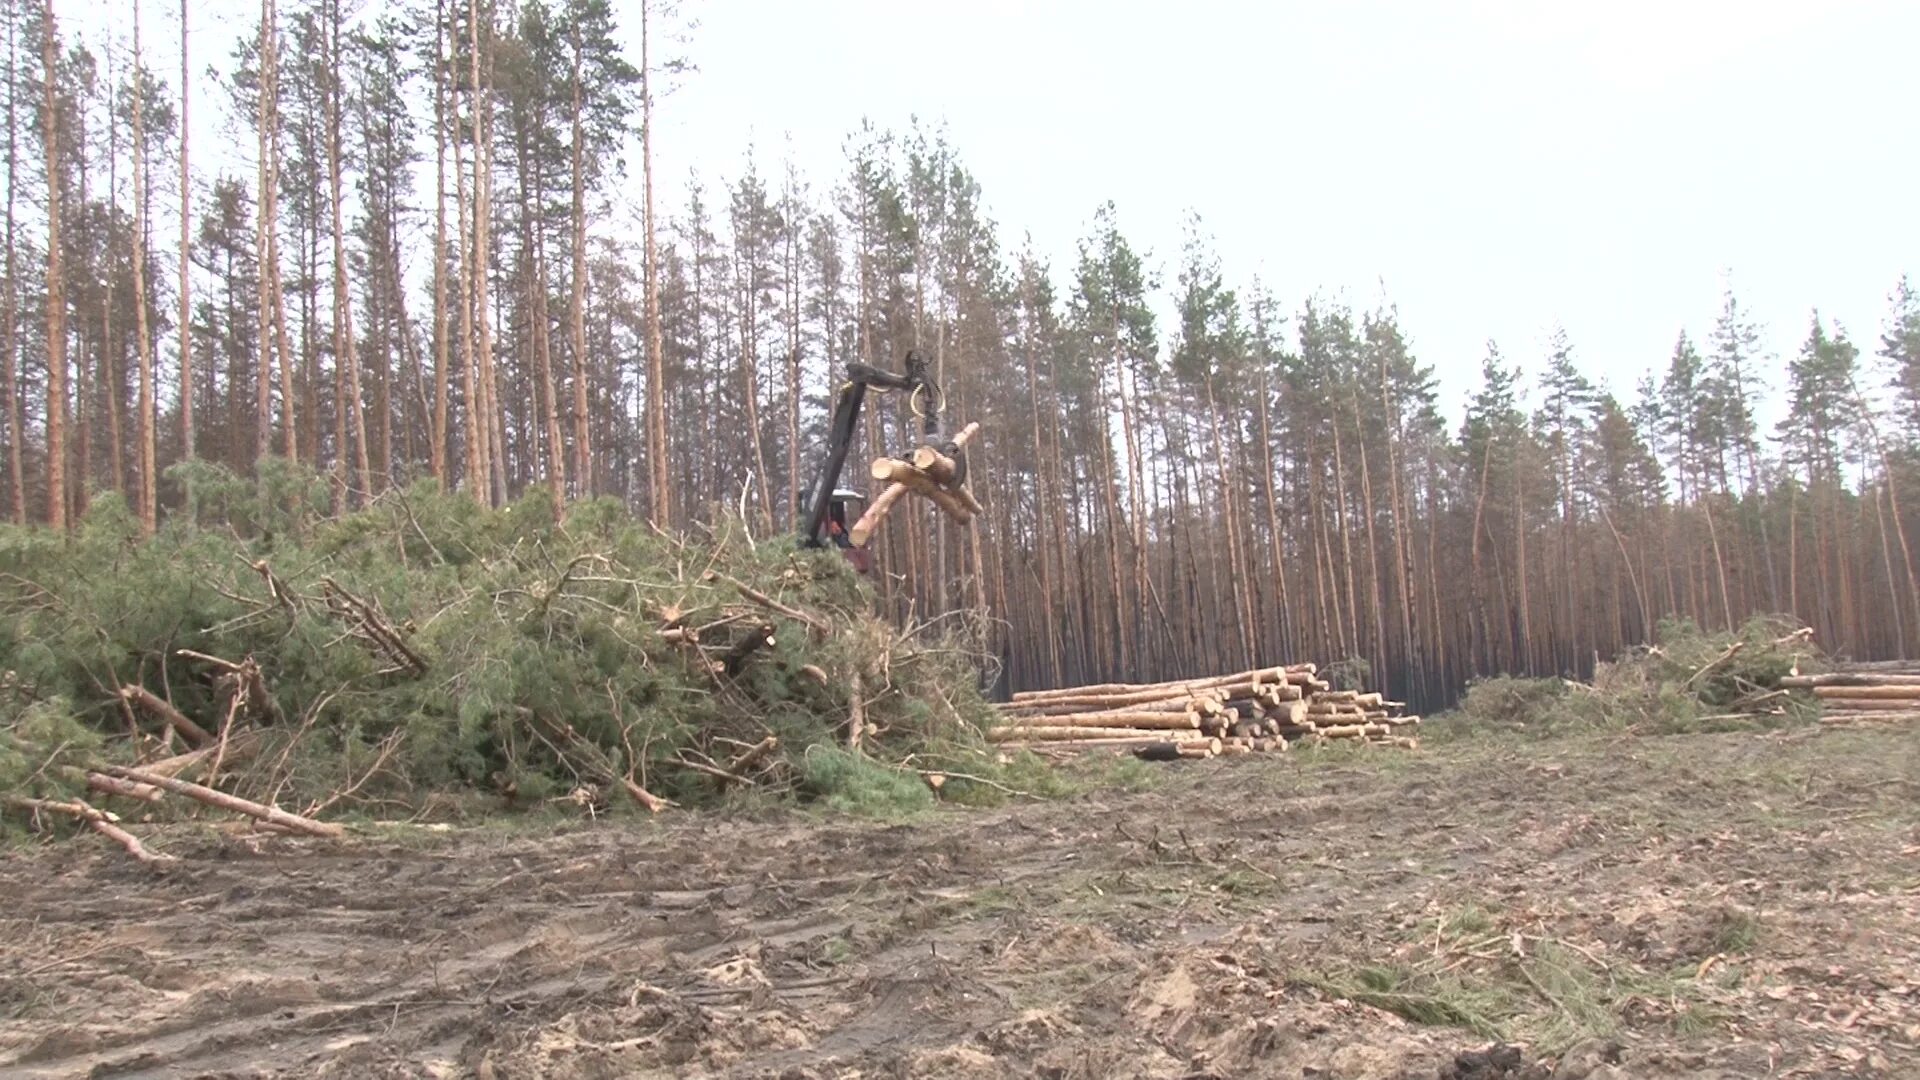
[[796, 350, 982, 572]]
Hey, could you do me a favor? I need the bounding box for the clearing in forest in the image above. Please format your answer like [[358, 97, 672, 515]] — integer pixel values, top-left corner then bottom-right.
[[4, 721, 1917, 1078]]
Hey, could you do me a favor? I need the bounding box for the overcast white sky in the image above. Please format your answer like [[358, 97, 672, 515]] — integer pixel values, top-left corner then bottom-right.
[[105, 0, 1920, 420]]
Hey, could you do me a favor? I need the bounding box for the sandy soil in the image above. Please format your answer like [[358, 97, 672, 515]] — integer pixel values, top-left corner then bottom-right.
[[3, 723, 1917, 1079]]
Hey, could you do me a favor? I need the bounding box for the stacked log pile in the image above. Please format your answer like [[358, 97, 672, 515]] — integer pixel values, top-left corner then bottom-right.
[[989, 664, 1421, 761], [1783, 663, 1920, 725]]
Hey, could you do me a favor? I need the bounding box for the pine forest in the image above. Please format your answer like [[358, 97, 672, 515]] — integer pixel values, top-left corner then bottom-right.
[[7, 0, 1920, 712]]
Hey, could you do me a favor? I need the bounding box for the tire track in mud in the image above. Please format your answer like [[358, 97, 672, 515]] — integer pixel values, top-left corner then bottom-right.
[[3, 727, 1918, 1078]]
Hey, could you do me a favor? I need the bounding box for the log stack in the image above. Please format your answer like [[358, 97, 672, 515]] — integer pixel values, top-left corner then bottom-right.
[[990, 664, 1421, 761], [1782, 664, 1920, 725]]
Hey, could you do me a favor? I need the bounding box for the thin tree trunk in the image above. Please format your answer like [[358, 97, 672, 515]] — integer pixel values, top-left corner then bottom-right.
[[1, 0, 19, 524], [1514, 453, 1530, 670], [639, 0, 668, 527], [324, 0, 366, 502], [132, 0, 157, 533], [1704, 493, 1735, 631], [428, 0, 449, 485], [41, 0, 66, 529], [566, 19, 591, 498], [1255, 369, 1293, 662], [254, 0, 274, 462]]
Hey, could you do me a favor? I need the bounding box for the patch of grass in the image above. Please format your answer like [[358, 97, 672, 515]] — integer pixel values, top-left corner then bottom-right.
[[1441, 903, 1496, 938], [1709, 908, 1763, 955], [1517, 941, 1620, 1050], [815, 934, 856, 967], [1307, 929, 1727, 1054], [1303, 963, 1513, 1039]]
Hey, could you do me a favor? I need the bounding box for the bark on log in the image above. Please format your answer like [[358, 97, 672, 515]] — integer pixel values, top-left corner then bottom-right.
[[3, 796, 174, 864], [1816, 697, 1920, 711], [1811, 685, 1920, 700], [1000, 696, 1221, 719], [84, 771, 164, 803], [1001, 686, 1226, 711], [1819, 710, 1920, 725], [96, 765, 344, 837], [1000, 710, 1201, 730], [621, 778, 673, 813], [988, 724, 1199, 742], [1000, 734, 1208, 753], [1176, 740, 1221, 759], [848, 671, 866, 751], [1009, 665, 1314, 703], [1006, 687, 1198, 714], [120, 685, 213, 748], [849, 483, 910, 548], [869, 459, 975, 523], [1132, 741, 1187, 762], [726, 735, 779, 776], [1263, 700, 1309, 727], [140, 730, 262, 780]]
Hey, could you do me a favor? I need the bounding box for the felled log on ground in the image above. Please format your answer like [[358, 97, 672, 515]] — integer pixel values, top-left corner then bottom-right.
[[999, 710, 1203, 731], [1814, 697, 1920, 711], [1783, 673, 1920, 688], [1009, 664, 1316, 704], [1000, 695, 1223, 719], [95, 765, 345, 838], [988, 724, 1194, 742], [1810, 685, 1920, 701], [1820, 710, 1920, 725], [1001, 686, 1228, 712], [120, 686, 213, 749], [2, 796, 175, 864]]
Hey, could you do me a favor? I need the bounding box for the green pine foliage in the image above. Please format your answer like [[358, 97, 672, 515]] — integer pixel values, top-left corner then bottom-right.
[[0, 460, 1003, 821], [1445, 616, 1822, 737]]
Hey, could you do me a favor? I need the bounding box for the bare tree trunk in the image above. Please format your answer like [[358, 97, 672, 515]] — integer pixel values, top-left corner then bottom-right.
[[1469, 443, 1496, 673], [262, 0, 297, 464], [41, 0, 66, 529], [566, 19, 591, 498], [429, 0, 450, 486], [469, 0, 502, 506], [326, 0, 367, 502], [1, 1, 19, 524], [639, 0, 668, 527], [177, 0, 192, 461], [529, 187, 565, 520], [131, 0, 157, 533], [101, 75, 123, 499], [1254, 370, 1292, 662], [253, 0, 274, 463]]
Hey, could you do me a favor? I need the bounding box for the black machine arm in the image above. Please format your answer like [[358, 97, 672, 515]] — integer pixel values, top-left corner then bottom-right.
[[798, 351, 937, 548]]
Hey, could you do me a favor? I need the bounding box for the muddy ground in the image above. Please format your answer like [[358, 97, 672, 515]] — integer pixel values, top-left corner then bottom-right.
[[4, 723, 1918, 1079]]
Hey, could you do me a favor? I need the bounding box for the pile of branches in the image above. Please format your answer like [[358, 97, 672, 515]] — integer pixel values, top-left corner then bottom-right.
[[1454, 617, 1824, 734], [0, 468, 1003, 860], [989, 663, 1421, 760]]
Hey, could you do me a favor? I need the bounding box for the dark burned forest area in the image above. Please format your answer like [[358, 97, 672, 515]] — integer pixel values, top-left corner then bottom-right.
[[4, 1, 1920, 1077]]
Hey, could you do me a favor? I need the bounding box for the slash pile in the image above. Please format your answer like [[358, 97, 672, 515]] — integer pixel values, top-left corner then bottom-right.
[[1784, 661, 1920, 725], [989, 664, 1421, 761]]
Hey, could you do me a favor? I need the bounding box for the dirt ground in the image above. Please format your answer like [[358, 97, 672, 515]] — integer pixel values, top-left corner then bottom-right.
[[4, 723, 1919, 1079]]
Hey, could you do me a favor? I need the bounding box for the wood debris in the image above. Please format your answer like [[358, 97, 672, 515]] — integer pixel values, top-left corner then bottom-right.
[[990, 663, 1420, 761]]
